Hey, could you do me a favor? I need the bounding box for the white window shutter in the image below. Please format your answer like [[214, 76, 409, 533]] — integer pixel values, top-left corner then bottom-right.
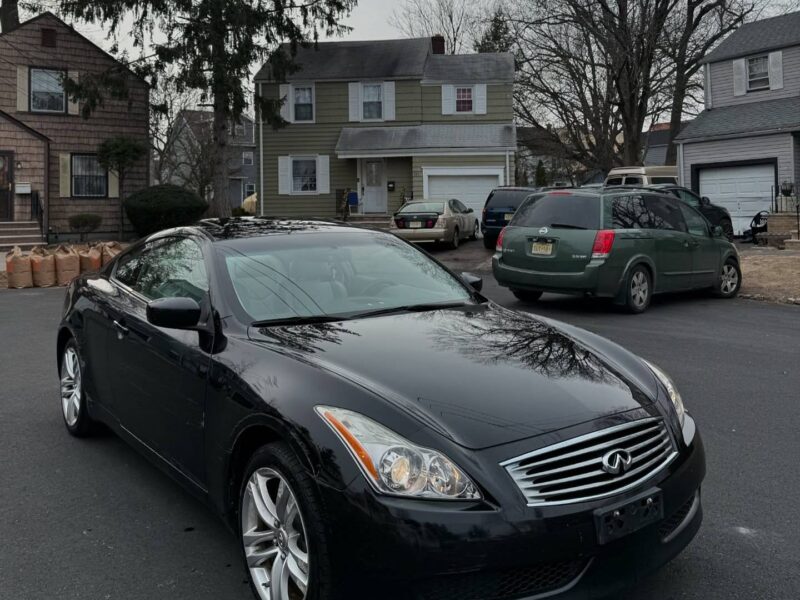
[[348, 82, 361, 121], [67, 71, 80, 115], [383, 81, 396, 121], [279, 84, 291, 121], [704, 64, 712, 108], [108, 170, 119, 198], [278, 156, 291, 194], [769, 51, 783, 90], [732, 59, 746, 96], [17, 66, 28, 112], [59, 154, 71, 198], [317, 155, 330, 194], [441, 85, 455, 115], [474, 84, 487, 114]]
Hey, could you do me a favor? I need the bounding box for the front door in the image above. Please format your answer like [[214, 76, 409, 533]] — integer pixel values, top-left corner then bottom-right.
[[0, 152, 13, 221], [361, 159, 387, 213]]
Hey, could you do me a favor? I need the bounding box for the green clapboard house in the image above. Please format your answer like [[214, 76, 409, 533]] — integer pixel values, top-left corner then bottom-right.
[[253, 36, 516, 219]]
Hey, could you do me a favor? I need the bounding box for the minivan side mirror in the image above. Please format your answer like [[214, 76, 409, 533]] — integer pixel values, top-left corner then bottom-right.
[[147, 297, 202, 329], [712, 225, 724, 238], [700, 196, 711, 206], [461, 272, 483, 292]]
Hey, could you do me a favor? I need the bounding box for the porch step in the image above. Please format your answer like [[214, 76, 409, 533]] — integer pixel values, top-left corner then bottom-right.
[[0, 220, 38, 230]]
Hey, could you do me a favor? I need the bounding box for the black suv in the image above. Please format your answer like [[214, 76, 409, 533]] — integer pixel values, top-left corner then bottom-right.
[[610, 184, 734, 240], [480, 187, 540, 248]]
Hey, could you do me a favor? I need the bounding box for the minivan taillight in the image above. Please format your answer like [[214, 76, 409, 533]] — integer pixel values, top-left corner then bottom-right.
[[592, 230, 616, 259], [496, 227, 506, 252]]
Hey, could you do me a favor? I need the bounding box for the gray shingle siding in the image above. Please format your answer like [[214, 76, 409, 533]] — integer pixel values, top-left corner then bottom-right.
[[675, 96, 800, 141], [702, 11, 800, 64], [710, 45, 800, 107]]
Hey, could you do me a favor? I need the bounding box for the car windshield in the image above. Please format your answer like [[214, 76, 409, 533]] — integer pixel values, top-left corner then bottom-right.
[[398, 202, 444, 214], [485, 190, 532, 210], [217, 232, 473, 323], [511, 194, 601, 229]]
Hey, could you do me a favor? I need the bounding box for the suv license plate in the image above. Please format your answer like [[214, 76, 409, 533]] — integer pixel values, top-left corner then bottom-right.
[[504, 213, 515, 221], [409, 221, 422, 229], [594, 488, 663, 545], [531, 242, 553, 255]]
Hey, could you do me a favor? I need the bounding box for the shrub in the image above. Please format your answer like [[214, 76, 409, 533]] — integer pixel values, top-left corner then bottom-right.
[[68, 213, 103, 242], [124, 184, 208, 237], [231, 207, 249, 217]]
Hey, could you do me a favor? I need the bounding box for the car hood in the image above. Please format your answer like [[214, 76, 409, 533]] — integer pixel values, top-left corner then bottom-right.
[[248, 304, 658, 450]]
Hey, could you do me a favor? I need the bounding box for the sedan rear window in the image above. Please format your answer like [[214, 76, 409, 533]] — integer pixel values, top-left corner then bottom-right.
[[485, 190, 532, 210], [511, 194, 601, 230], [398, 202, 444, 214]]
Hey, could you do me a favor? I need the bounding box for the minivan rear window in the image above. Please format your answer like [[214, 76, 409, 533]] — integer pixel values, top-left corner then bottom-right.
[[485, 190, 532, 210], [511, 194, 601, 230]]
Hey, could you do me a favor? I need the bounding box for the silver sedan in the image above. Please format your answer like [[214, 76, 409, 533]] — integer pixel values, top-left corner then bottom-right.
[[390, 199, 479, 249]]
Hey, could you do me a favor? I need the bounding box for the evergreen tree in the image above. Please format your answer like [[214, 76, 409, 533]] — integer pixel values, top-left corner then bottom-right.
[[534, 160, 548, 187], [474, 8, 514, 53]]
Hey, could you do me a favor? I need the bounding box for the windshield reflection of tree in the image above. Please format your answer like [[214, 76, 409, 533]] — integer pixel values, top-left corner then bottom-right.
[[255, 323, 361, 355], [137, 238, 208, 301], [197, 217, 323, 239], [431, 306, 621, 384]]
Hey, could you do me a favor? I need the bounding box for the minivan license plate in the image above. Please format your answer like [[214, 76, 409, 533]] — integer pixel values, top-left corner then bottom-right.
[[409, 221, 422, 228], [531, 242, 553, 255]]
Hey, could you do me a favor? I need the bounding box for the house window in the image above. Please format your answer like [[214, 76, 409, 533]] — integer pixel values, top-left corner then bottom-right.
[[456, 87, 473, 113], [242, 151, 254, 166], [71, 154, 107, 198], [362, 83, 383, 120], [293, 86, 314, 122], [245, 183, 256, 197], [234, 122, 245, 137], [292, 158, 317, 192], [30, 68, 66, 113], [747, 56, 770, 90]]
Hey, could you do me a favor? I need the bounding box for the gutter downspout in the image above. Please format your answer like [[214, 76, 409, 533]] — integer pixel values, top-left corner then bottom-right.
[[677, 142, 684, 188], [44, 139, 50, 242], [258, 82, 264, 216], [505, 150, 510, 185]]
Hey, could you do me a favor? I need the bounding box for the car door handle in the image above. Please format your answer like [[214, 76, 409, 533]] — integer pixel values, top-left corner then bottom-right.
[[113, 320, 129, 336]]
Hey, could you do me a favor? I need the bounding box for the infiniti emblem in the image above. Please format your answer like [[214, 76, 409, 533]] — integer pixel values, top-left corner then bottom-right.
[[539, 227, 549, 235], [601, 449, 633, 475]]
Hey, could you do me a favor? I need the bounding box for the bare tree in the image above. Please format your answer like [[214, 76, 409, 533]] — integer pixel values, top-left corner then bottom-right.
[[389, 0, 481, 54]]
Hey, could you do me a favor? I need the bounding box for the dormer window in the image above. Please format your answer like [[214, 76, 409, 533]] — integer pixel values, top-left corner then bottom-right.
[[747, 56, 770, 91]]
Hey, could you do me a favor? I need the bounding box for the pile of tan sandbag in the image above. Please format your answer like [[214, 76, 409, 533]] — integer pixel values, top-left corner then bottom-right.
[[4, 241, 128, 289]]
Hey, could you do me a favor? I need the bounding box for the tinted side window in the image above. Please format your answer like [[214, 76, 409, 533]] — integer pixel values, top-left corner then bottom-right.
[[135, 238, 209, 302], [455, 200, 469, 212], [606, 177, 623, 186], [676, 189, 700, 207], [448, 199, 460, 213], [611, 194, 656, 229], [644, 196, 687, 232], [678, 203, 709, 237], [114, 247, 146, 288], [623, 176, 643, 185]]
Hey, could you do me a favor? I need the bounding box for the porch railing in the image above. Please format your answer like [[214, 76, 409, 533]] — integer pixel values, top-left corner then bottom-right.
[[30, 190, 43, 233]]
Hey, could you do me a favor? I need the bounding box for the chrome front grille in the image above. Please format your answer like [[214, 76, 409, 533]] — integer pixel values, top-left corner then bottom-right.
[[501, 418, 678, 506]]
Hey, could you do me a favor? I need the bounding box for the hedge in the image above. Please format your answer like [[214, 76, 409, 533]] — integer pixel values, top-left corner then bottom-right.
[[124, 184, 208, 237]]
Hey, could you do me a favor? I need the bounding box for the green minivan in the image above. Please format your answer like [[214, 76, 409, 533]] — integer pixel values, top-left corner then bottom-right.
[[492, 189, 742, 313]]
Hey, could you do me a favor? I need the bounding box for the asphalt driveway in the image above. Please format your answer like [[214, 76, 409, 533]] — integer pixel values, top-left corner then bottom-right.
[[1, 273, 798, 599]]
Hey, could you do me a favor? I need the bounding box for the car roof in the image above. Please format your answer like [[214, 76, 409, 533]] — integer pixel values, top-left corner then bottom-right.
[[164, 217, 376, 243]]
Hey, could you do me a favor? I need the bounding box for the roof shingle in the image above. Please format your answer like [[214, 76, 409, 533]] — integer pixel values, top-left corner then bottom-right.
[[674, 96, 800, 141], [423, 53, 514, 83], [702, 11, 800, 64], [335, 124, 516, 156]]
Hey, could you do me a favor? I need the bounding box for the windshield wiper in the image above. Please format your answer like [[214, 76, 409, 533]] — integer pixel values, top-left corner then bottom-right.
[[251, 315, 348, 328], [549, 223, 588, 230], [347, 301, 474, 319]]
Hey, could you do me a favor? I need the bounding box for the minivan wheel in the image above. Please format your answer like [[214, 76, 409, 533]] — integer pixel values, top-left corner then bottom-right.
[[483, 235, 496, 250], [60, 340, 96, 437], [714, 259, 741, 299], [512, 289, 543, 303], [240, 443, 333, 600], [450, 227, 460, 249], [721, 219, 734, 241], [625, 266, 652, 313]]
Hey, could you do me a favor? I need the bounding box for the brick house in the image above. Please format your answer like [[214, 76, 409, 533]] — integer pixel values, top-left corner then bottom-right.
[[0, 12, 149, 246]]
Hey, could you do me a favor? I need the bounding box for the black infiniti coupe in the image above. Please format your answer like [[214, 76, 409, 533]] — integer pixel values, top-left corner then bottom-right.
[[57, 218, 705, 600]]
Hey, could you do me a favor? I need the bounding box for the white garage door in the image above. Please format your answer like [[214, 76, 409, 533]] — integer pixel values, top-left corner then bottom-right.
[[427, 174, 501, 214], [698, 164, 774, 235]]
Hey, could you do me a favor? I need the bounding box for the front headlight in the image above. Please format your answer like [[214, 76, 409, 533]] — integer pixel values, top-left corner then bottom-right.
[[315, 406, 481, 500], [643, 360, 686, 425]]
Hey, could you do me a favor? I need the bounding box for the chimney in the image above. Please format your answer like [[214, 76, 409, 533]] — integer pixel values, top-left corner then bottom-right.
[[0, 0, 20, 34], [431, 34, 445, 55]]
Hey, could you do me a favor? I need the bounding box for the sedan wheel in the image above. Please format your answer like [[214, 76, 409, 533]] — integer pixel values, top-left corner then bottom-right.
[[60, 341, 95, 437], [242, 468, 310, 600], [625, 267, 652, 313], [470, 220, 479, 240], [714, 260, 741, 299], [450, 227, 460, 249]]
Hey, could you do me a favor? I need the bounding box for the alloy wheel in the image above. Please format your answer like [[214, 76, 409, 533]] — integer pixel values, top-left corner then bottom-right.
[[60, 347, 82, 427], [242, 468, 310, 600], [720, 264, 739, 295], [630, 271, 649, 308]]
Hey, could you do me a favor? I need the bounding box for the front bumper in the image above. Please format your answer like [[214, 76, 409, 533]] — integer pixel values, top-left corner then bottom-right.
[[392, 227, 449, 243], [320, 418, 705, 599]]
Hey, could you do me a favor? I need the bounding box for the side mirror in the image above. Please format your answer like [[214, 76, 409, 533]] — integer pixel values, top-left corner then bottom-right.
[[701, 196, 711, 206], [461, 272, 483, 292], [711, 225, 724, 238], [466, 207, 474, 213], [147, 297, 201, 329]]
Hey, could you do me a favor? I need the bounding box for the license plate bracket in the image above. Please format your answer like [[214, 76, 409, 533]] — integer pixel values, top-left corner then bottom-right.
[[531, 237, 555, 255], [594, 488, 663, 545]]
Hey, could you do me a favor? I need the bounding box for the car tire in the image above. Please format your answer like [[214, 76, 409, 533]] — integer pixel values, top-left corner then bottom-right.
[[470, 220, 479, 240], [449, 227, 460, 249], [59, 339, 97, 437], [624, 265, 652, 314], [721, 219, 734, 241], [483, 236, 496, 250], [713, 258, 741, 299], [512, 289, 543, 303], [239, 443, 334, 600]]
